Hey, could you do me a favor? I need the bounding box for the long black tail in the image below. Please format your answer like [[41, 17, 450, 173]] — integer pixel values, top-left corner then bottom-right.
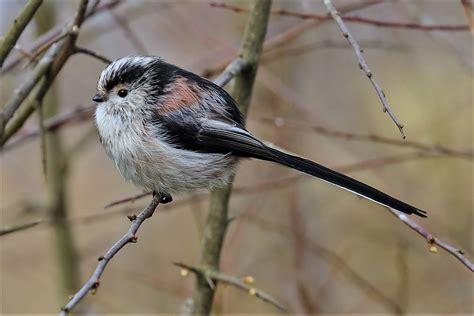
[[258, 145, 427, 217]]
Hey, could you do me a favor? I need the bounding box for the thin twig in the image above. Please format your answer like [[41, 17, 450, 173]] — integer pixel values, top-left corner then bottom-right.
[[0, 220, 43, 236], [210, 2, 469, 31], [203, 1, 382, 78], [324, 0, 406, 138], [262, 39, 408, 64], [59, 194, 162, 315], [213, 57, 247, 86], [0, 0, 43, 67], [389, 209, 474, 272], [74, 46, 111, 64], [26, 30, 73, 66], [1, 0, 89, 146], [174, 262, 287, 312], [253, 116, 473, 160], [0, 0, 120, 75], [245, 214, 403, 313], [2, 105, 95, 151]]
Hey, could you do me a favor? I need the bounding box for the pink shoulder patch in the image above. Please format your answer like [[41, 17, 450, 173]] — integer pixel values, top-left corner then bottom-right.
[[159, 77, 202, 113]]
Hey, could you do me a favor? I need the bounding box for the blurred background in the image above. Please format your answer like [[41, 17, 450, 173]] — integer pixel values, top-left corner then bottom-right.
[[0, 0, 472, 314]]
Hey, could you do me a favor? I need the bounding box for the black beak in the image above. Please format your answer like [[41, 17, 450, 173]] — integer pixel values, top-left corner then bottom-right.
[[92, 93, 105, 103]]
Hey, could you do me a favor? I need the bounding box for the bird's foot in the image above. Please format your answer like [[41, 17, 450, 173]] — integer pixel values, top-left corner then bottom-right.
[[153, 191, 173, 204]]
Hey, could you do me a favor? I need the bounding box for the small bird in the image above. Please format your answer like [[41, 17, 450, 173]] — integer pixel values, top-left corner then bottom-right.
[[93, 56, 426, 217]]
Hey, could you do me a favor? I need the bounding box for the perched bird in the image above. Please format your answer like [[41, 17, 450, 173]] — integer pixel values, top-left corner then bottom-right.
[[93, 56, 426, 217]]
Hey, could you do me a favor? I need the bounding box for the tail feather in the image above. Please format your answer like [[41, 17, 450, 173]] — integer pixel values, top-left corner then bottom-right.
[[259, 145, 427, 217]]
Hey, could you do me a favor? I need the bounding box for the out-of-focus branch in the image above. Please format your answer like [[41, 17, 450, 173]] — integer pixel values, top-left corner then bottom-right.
[[461, 0, 474, 33], [213, 57, 247, 87], [203, 0, 382, 78], [210, 2, 469, 31], [59, 194, 163, 315], [34, 0, 82, 298], [2, 105, 95, 151], [191, 1, 272, 314], [0, 0, 43, 67], [245, 214, 403, 313], [1, 0, 89, 146], [261, 39, 408, 64], [0, 220, 43, 236], [74, 46, 111, 64], [253, 117, 473, 160], [175, 262, 287, 312], [389, 209, 474, 272], [1, 43, 61, 134], [1, 0, 120, 75], [324, 0, 406, 138]]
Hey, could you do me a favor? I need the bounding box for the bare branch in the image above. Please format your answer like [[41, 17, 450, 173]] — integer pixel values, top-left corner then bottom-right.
[[213, 57, 247, 87], [0, 220, 43, 236], [203, 0, 382, 78], [389, 209, 474, 272], [2, 105, 94, 151], [211, 2, 469, 31], [175, 262, 287, 312], [59, 194, 163, 315], [1, 0, 89, 146], [0, 0, 43, 67], [245, 214, 403, 313], [74, 46, 111, 64], [324, 0, 406, 138], [0, 0, 120, 75], [253, 117, 473, 160], [1, 43, 62, 130]]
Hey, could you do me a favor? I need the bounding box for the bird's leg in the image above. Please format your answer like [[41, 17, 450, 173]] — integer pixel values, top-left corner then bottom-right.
[[153, 191, 173, 204]]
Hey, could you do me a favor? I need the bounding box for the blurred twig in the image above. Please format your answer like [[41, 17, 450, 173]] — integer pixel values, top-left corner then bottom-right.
[[1, 0, 90, 146], [324, 0, 405, 138], [210, 2, 469, 31], [1, 44, 61, 135], [245, 214, 404, 313], [0, 220, 43, 236], [261, 39, 408, 64], [203, 0, 382, 78], [110, 11, 148, 54], [59, 194, 163, 315], [74, 46, 111, 64], [2, 105, 95, 151], [0, 0, 43, 67], [253, 117, 473, 160], [461, 0, 474, 33], [0, 0, 120, 74], [175, 262, 287, 312]]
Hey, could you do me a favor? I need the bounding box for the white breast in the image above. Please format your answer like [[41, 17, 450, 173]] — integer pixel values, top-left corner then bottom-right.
[[95, 106, 238, 194]]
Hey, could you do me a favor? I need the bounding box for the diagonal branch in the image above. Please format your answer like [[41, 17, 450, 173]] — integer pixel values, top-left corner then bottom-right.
[[175, 262, 287, 312], [324, 0, 406, 138], [58, 194, 164, 315], [1, 0, 89, 146], [389, 209, 473, 272], [0, 0, 43, 67]]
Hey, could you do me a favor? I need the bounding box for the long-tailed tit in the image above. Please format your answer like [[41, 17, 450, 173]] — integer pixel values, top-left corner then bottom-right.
[[93, 56, 426, 217]]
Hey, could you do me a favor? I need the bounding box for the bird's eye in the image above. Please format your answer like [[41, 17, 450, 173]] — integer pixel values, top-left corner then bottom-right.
[[118, 89, 128, 98]]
